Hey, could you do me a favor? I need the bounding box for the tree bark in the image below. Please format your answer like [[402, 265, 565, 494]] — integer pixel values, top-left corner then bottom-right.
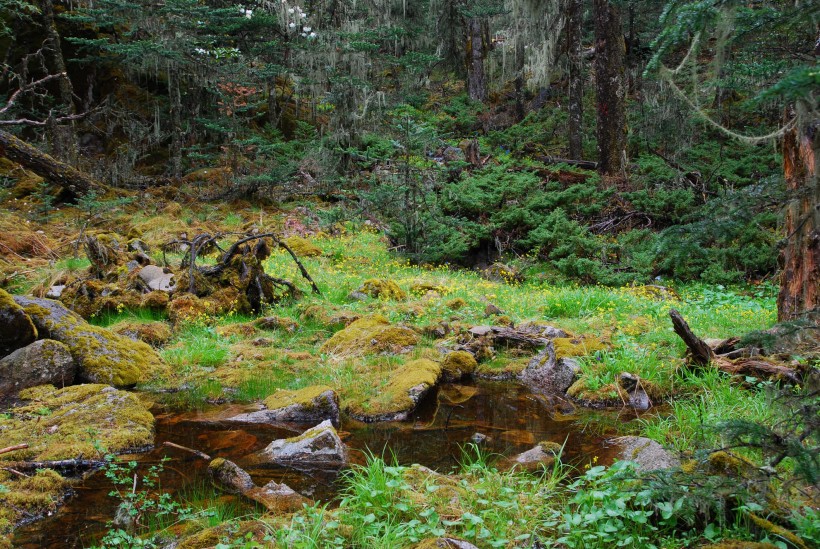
[[593, 0, 627, 179], [0, 129, 102, 195], [567, 0, 584, 159], [777, 102, 819, 322], [669, 309, 714, 365], [40, 0, 78, 164], [466, 18, 487, 102]]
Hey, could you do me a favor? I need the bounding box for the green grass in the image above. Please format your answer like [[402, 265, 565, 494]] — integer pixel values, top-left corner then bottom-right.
[[161, 325, 231, 371]]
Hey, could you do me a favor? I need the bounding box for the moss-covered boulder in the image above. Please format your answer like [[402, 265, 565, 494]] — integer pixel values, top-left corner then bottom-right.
[[356, 278, 407, 300], [441, 350, 478, 381], [0, 384, 154, 461], [253, 419, 348, 469], [504, 441, 562, 472], [320, 315, 419, 357], [0, 340, 76, 398], [349, 358, 442, 422], [58, 279, 143, 319], [519, 341, 580, 395], [283, 235, 323, 257], [553, 336, 606, 359], [0, 288, 37, 356], [12, 295, 166, 387], [228, 385, 341, 427]]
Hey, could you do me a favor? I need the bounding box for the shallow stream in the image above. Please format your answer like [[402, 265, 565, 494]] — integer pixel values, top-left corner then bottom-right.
[[14, 381, 642, 548]]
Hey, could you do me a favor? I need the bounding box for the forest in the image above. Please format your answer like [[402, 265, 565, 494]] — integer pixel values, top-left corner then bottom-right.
[[0, 0, 817, 547]]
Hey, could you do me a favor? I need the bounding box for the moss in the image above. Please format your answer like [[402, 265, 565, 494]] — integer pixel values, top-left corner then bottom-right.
[[140, 290, 170, 310], [708, 451, 757, 477], [357, 278, 407, 300], [553, 336, 606, 359], [255, 315, 299, 332], [351, 359, 442, 418], [0, 288, 37, 353], [264, 385, 335, 410], [441, 350, 478, 381], [283, 235, 323, 257], [539, 441, 562, 455], [410, 282, 448, 295], [0, 384, 154, 461], [300, 304, 360, 329], [566, 377, 622, 406], [446, 297, 468, 310], [168, 293, 212, 325], [19, 296, 167, 387], [320, 315, 419, 357], [0, 468, 67, 544], [748, 514, 808, 549], [111, 321, 173, 347], [216, 322, 257, 338]]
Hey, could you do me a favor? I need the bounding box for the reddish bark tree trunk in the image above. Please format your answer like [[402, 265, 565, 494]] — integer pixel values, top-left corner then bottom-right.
[[593, 0, 627, 179], [777, 105, 819, 322]]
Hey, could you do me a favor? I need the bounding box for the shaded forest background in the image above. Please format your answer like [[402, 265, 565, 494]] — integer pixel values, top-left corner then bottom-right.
[[0, 0, 817, 299]]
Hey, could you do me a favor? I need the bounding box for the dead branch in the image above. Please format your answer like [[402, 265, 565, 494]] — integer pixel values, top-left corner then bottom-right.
[[0, 443, 29, 456], [0, 458, 105, 473], [162, 441, 211, 461], [670, 309, 714, 365]]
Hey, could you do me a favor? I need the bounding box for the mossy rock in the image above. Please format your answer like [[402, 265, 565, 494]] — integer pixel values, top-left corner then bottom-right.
[[300, 304, 360, 329], [58, 280, 142, 319], [255, 315, 299, 332], [229, 385, 341, 427], [446, 297, 468, 310], [168, 293, 212, 325], [553, 336, 606, 359], [139, 290, 170, 310], [216, 322, 257, 338], [111, 321, 173, 347], [481, 263, 523, 284], [13, 295, 167, 387], [566, 377, 623, 408], [0, 384, 154, 461], [357, 278, 407, 300], [0, 288, 37, 355], [254, 419, 348, 468], [0, 339, 76, 398], [441, 350, 478, 381], [0, 468, 67, 545], [283, 235, 323, 257], [349, 358, 442, 422], [320, 315, 419, 357], [410, 282, 448, 295]]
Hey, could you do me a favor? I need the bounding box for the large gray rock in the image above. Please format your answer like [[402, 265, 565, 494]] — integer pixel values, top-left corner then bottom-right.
[[227, 386, 341, 427], [12, 295, 165, 387], [613, 436, 680, 472], [518, 341, 579, 394], [254, 420, 347, 469], [138, 265, 176, 292], [0, 339, 76, 397], [0, 288, 37, 356]]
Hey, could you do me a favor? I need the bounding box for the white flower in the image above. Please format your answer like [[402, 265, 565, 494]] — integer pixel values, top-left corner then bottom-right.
[[288, 22, 296, 28], [309, 31, 316, 38], [300, 12, 306, 17], [288, 7, 294, 13], [303, 26, 311, 31]]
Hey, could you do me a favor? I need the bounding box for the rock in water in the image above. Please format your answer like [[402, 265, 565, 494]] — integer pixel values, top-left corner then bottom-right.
[[208, 458, 255, 494], [227, 386, 341, 427], [244, 480, 311, 513], [613, 436, 680, 472], [518, 341, 579, 394], [0, 339, 76, 397], [348, 358, 443, 422], [13, 295, 166, 387], [255, 419, 347, 469], [505, 441, 562, 472], [0, 288, 37, 356]]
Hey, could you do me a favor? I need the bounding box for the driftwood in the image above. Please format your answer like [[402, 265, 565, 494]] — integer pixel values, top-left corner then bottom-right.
[[0, 129, 103, 196], [669, 309, 800, 383], [162, 441, 211, 460]]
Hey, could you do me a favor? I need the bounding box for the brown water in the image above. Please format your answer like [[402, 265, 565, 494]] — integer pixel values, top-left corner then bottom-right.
[[13, 381, 639, 548]]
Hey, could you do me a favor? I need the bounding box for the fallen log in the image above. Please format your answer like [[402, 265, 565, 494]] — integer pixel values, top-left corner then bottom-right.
[[0, 129, 103, 196], [533, 154, 598, 170], [0, 458, 105, 474]]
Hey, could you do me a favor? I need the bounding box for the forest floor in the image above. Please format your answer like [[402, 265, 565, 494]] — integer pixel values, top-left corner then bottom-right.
[[0, 187, 815, 549]]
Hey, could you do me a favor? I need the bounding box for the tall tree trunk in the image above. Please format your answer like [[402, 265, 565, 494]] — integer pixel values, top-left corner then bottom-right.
[[514, 38, 525, 122], [777, 102, 819, 322], [0, 129, 102, 195], [167, 62, 182, 178], [466, 18, 487, 102], [40, 0, 78, 164], [567, 0, 584, 159], [593, 0, 627, 179]]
